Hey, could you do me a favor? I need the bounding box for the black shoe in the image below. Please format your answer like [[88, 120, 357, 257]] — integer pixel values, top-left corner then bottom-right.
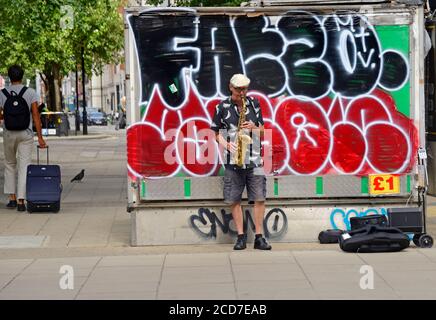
[[17, 203, 26, 212], [233, 235, 247, 250], [254, 237, 272, 250], [6, 200, 17, 208]]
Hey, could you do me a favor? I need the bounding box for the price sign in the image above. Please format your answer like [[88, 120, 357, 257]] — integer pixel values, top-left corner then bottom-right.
[[369, 174, 400, 195]]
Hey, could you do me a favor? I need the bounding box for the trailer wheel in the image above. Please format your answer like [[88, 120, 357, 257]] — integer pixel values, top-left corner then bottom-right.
[[27, 203, 33, 213], [418, 234, 434, 248]]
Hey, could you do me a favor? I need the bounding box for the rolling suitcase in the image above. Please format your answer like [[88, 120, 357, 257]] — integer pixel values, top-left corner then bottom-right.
[[26, 146, 62, 213]]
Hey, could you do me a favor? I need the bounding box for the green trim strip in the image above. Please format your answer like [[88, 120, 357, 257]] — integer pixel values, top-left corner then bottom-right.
[[361, 176, 369, 194], [274, 178, 279, 196], [316, 177, 323, 195], [407, 175, 411, 193], [141, 180, 146, 199], [184, 179, 191, 198]]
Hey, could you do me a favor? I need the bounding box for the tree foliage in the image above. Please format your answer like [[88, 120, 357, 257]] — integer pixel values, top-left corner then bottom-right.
[[0, 0, 124, 110]]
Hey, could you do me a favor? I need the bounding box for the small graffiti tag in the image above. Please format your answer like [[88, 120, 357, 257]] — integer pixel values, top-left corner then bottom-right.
[[189, 207, 288, 240], [330, 208, 387, 230]]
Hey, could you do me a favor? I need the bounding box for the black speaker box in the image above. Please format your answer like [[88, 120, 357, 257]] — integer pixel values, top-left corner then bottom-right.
[[387, 207, 423, 233]]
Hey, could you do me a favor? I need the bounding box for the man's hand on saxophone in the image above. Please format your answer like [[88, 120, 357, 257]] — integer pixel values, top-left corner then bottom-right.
[[241, 120, 264, 138]]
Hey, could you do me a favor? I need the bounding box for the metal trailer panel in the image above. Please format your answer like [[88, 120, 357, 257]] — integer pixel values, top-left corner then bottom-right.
[[140, 174, 413, 201]]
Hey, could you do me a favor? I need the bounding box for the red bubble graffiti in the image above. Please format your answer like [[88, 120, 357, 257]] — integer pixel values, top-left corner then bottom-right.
[[127, 84, 417, 178]]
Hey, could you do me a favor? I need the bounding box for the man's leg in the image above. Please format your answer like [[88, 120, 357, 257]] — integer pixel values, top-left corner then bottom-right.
[[3, 131, 18, 202], [16, 132, 33, 203], [247, 168, 271, 250], [230, 202, 244, 235], [253, 201, 265, 235], [224, 168, 246, 250]]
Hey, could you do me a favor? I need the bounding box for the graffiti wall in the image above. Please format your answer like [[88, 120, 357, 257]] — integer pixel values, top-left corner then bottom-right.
[[127, 9, 418, 179]]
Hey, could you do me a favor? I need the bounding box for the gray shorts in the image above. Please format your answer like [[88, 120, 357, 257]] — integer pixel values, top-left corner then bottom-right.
[[223, 167, 266, 204]]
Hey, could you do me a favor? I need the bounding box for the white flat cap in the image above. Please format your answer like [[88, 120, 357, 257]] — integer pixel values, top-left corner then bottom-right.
[[230, 74, 250, 87]]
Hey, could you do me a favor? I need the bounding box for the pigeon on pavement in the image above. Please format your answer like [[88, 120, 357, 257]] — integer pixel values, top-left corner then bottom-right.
[[71, 169, 85, 183]]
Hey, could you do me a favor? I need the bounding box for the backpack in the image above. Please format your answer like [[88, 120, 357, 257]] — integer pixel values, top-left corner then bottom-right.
[[318, 229, 344, 244], [2, 87, 30, 131]]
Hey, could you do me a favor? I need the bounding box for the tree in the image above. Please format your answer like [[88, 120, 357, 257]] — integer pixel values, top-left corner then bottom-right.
[[0, 0, 124, 111]]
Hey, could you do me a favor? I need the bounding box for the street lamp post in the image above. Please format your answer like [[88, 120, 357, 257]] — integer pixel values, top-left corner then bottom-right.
[[81, 46, 88, 135], [75, 64, 80, 134]]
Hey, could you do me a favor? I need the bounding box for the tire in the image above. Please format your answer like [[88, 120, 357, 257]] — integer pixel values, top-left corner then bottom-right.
[[413, 234, 422, 247], [418, 234, 434, 248], [52, 202, 60, 213], [27, 202, 33, 213]]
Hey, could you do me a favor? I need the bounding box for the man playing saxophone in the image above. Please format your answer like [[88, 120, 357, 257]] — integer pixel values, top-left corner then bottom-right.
[[210, 74, 271, 250]]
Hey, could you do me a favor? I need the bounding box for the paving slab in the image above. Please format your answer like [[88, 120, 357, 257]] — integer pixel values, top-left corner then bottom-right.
[[157, 282, 236, 300], [165, 253, 230, 267], [160, 266, 233, 284], [98, 255, 165, 267], [0, 236, 47, 248], [230, 251, 296, 265], [232, 264, 305, 281], [293, 250, 365, 265]]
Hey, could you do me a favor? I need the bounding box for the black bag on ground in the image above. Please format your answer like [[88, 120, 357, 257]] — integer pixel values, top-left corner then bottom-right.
[[318, 229, 344, 244], [26, 146, 62, 213], [339, 225, 410, 253], [1, 87, 30, 131], [350, 214, 387, 230]]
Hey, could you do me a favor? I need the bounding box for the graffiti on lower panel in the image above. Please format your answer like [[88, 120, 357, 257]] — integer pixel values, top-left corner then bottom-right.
[[189, 207, 288, 239], [330, 207, 387, 230], [127, 9, 417, 179]]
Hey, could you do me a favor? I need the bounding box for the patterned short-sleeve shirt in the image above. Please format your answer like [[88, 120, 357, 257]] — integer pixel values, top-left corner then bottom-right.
[[210, 96, 264, 169]]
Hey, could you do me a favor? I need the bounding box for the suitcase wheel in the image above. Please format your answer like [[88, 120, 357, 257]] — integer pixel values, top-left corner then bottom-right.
[[418, 234, 433, 249], [52, 203, 60, 213]]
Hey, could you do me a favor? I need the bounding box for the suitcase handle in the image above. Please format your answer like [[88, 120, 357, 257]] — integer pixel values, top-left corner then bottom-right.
[[37, 145, 49, 165]]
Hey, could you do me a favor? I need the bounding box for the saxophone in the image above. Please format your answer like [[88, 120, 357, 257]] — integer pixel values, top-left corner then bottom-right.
[[233, 98, 252, 167]]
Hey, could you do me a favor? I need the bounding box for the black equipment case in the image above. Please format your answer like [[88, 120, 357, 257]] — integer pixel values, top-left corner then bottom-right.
[[387, 207, 433, 248], [339, 225, 410, 253], [26, 146, 62, 213], [350, 214, 388, 230]]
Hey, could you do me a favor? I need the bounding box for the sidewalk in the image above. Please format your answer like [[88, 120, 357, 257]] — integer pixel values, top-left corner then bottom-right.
[[1, 249, 436, 300], [0, 126, 435, 300]]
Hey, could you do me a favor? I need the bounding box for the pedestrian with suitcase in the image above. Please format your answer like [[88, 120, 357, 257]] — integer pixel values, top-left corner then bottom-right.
[[0, 65, 47, 211]]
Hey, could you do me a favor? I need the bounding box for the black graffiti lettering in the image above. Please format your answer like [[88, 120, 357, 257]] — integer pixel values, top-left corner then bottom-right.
[[323, 15, 381, 97], [130, 10, 409, 104], [189, 208, 236, 238], [379, 51, 409, 89], [234, 16, 286, 96], [129, 10, 198, 106], [189, 207, 288, 240], [263, 208, 288, 239], [279, 11, 332, 98], [190, 16, 244, 97]]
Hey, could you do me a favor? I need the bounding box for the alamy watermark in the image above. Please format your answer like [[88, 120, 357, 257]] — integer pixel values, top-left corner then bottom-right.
[[59, 265, 74, 290], [359, 265, 374, 290]]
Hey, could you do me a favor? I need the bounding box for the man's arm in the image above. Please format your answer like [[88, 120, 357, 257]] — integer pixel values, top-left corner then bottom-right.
[[31, 102, 47, 148], [215, 132, 237, 154]]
